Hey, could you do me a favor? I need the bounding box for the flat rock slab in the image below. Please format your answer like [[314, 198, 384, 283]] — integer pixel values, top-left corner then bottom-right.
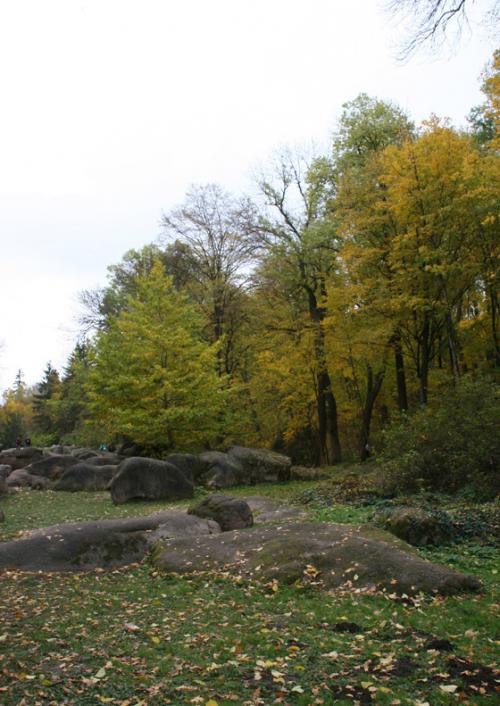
[[0, 511, 218, 572], [152, 521, 481, 596]]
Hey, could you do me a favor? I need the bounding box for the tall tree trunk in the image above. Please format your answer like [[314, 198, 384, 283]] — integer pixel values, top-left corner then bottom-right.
[[315, 351, 342, 464], [446, 310, 460, 380], [306, 287, 341, 464], [489, 286, 500, 367], [393, 335, 408, 412], [419, 315, 431, 405], [213, 299, 224, 377], [358, 365, 385, 461]]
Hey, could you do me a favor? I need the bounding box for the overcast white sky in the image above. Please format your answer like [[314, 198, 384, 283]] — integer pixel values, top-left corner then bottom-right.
[[0, 0, 497, 392]]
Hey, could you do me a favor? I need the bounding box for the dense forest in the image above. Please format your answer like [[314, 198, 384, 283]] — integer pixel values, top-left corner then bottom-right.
[[1, 50, 498, 497]]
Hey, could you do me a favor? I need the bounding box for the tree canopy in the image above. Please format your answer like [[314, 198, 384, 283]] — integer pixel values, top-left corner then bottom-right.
[[3, 52, 498, 466]]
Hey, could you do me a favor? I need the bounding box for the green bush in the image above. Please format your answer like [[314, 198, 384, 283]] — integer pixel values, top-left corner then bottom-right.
[[28, 432, 59, 448], [451, 505, 500, 543], [376, 377, 500, 499], [292, 474, 381, 507]]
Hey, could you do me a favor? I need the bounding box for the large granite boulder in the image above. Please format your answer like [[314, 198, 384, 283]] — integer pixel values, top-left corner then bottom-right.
[[198, 451, 246, 488], [71, 447, 99, 460], [165, 453, 208, 485], [6, 469, 50, 490], [0, 447, 43, 470], [46, 445, 66, 455], [0, 464, 12, 480], [152, 521, 481, 596], [85, 454, 122, 467], [25, 454, 79, 480], [188, 494, 253, 531], [109, 457, 194, 504], [0, 511, 219, 572], [227, 446, 291, 483], [55, 463, 118, 491]]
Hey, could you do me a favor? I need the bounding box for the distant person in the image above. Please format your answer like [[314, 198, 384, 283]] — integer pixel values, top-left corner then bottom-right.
[[99, 442, 108, 452], [24, 437, 31, 447], [15, 436, 22, 449]]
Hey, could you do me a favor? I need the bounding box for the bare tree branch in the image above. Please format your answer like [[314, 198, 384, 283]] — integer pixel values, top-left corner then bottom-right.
[[385, 0, 499, 59]]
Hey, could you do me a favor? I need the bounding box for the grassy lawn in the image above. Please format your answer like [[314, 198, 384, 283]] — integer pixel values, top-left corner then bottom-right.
[[0, 484, 498, 705]]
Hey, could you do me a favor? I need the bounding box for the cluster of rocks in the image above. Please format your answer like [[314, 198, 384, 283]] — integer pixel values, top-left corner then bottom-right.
[[108, 446, 293, 504], [0, 446, 121, 495], [0, 493, 481, 596], [0, 446, 296, 503], [0, 445, 303, 512], [0, 446, 484, 597]]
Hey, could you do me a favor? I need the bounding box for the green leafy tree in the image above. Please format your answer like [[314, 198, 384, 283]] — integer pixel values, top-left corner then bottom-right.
[[56, 342, 92, 441], [0, 372, 33, 448], [79, 242, 198, 333], [161, 183, 257, 377], [31, 363, 61, 441], [333, 94, 414, 176], [254, 148, 342, 463], [87, 260, 228, 452]]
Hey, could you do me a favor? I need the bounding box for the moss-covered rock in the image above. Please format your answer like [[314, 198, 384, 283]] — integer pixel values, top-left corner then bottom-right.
[[152, 521, 481, 595], [375, 506, 455, 546], [188, 494, 253, 531]]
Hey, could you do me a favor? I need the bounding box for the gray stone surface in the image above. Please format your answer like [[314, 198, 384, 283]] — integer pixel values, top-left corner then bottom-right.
[[188, 494, 253, 531], [71, 447, 100, 460], [55, 463, 118, 491], [0, 447, 43, 470], [0, 510, 219, 572], [380, 506, 454, 546], [165, 453, 208, 484], [25, 454, 79, 480], [109, 457, 194, 504], [153, 521, 481, 596], [0, 465, 12, 480], [0, 477, 8, 497], [6, 469, 51, 489], [227, 446, 291, 483], [199, 451, 246, 488], [85, 454, 122, 467]]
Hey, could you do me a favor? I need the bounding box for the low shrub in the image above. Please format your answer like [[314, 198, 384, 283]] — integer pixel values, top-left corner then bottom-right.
[[292, 474, 381, 507], [375, 377, 500, 499], [451, 506, 500, 543]]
